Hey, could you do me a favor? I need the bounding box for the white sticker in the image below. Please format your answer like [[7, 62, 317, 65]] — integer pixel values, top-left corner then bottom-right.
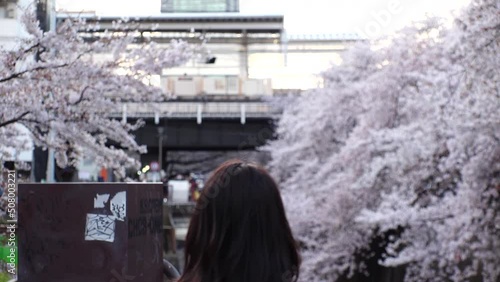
[[110, 191, 127, 221], [85, 214, 115, 243], [94, 194, 110, 208]]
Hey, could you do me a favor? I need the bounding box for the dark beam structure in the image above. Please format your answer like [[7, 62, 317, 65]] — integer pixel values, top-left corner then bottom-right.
[[133, 117, 274, 151]]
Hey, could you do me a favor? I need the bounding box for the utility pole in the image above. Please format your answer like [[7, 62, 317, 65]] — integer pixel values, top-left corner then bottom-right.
[[45, 0, 56, 182], [37, 0, 57, 182]]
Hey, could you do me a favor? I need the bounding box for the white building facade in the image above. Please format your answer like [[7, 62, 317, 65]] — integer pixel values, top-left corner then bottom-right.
[[0, 0, 34, 164], [0, 0, 32, 49]]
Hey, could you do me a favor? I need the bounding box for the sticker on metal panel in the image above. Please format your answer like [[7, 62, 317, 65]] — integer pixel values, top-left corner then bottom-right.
[[85, 213, 116, 242], [110, 191, 127, 221], [94, 193, 110, 208]]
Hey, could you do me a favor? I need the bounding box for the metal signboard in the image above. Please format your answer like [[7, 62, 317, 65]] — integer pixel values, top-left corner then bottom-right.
[[18, 183, 163, 282]]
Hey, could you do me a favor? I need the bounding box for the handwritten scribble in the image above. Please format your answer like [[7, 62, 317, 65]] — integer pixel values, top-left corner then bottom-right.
[[111, 203, 126, 221], [110, 192, 127, 221], [85, 214, 115, 242]]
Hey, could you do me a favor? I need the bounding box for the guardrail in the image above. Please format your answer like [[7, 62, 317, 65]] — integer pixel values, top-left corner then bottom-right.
[[110, 101, 278, 121]]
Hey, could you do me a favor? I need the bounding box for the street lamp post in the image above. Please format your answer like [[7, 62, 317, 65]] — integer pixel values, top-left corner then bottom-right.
[[158, 127, 164, 174]]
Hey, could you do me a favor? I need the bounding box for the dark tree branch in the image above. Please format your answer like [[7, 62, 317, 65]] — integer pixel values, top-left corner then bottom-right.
[[0, 111, 30, 128], [71, 85, 91, 105], [0, 64, 68, 83], [0, 50, 92, 83]]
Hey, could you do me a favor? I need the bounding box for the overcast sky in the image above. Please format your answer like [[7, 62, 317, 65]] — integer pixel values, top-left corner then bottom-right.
[[56, 0, 472, 36]]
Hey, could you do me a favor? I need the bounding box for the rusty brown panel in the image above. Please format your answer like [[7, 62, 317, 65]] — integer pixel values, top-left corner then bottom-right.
[[18, 183, 163, 282]]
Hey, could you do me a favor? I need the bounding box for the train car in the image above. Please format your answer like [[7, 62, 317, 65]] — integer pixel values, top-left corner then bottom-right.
[[160, 75, 272, 97]]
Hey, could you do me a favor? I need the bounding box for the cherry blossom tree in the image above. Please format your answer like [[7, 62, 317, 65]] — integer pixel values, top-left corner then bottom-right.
[[267, 0, 499, 281], [0, 9, 194, 176]]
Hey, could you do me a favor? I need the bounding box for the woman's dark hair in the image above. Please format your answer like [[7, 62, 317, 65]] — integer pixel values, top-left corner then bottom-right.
[[178, 160, 300, 282]]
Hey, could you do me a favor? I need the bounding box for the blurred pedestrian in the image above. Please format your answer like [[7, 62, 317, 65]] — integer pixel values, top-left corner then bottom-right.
[[188, 176, 198, 202]]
